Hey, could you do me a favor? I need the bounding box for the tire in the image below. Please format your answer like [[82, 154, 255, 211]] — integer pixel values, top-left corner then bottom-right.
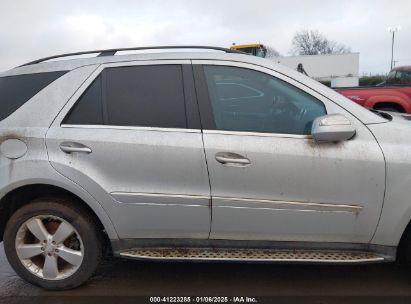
[[398, 224, 411, 265], [374, 106, 402, 113], [3, 197, 103, 290]]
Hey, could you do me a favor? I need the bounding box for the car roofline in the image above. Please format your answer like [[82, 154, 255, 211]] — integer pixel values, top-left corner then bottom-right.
[[0, 51, 261, 77], [20, 45, 247, 67], [0, 48, 388, 127]]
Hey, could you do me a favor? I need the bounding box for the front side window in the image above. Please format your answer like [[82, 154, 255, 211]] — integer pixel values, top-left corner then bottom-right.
[[386, 70, 411, 86], [203, 66, 326, 135], [64, 65, 187, 128], [395, 70, 411, 85]]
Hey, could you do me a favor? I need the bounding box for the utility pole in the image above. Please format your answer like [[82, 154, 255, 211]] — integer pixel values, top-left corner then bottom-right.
[[388, 26, 401, 70]]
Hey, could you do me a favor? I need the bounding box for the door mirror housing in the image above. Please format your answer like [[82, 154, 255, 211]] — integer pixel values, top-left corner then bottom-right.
[[311, 114, 356, 142]]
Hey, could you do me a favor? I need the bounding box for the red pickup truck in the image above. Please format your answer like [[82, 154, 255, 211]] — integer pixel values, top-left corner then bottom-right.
[[336, 65, 411, 113]]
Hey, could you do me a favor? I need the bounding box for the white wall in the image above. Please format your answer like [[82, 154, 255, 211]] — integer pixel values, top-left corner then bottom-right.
[[331, 76, 359, 87], [273, 53, 360, 87]]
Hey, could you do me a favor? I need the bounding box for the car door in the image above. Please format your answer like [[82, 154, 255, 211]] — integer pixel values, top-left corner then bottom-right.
[[46, 61, 211, 239], [193, 61, 385, 243]]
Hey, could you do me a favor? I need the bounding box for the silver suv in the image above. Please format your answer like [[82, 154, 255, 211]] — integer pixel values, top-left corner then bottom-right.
[[1, 46, 411, 290]]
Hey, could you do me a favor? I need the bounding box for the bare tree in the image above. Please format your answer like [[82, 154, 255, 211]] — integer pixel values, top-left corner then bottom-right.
[[265, 45, 280, 58], [291, 30, 350, 55]]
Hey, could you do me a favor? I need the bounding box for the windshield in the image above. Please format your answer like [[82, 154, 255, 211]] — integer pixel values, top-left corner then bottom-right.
[[255, 47, 267, 58], [386, 70, 396, 83], [235, 46, 266, 58]]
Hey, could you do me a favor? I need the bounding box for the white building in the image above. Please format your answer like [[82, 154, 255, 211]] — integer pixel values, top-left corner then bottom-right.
[[274, 53, 360, 87]]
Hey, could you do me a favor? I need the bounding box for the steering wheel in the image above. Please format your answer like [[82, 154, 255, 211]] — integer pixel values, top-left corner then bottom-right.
[[274, 97, 300, 117], [296, 107, 308, 121], [263, 97, 301, 133]]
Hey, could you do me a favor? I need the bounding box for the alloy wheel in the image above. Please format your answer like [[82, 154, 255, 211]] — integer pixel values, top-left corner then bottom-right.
[[15, 215, 84, 280]]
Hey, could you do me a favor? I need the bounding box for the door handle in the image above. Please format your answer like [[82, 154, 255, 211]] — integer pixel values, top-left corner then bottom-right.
[[59, 142, 92, 154], [215, 152, 251, 166]]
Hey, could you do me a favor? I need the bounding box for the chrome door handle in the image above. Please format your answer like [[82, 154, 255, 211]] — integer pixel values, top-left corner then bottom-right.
[[215, 152, 251, 166], [60, 142, 92, 154]]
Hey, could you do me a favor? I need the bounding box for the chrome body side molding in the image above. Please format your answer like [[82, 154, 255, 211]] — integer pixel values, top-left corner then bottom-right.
[[110, 192, 362, 213], [213, 197, 363, 214], [111, 192, 210, 207]]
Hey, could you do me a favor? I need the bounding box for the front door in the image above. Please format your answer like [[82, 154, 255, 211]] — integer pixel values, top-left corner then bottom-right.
[[46, 61, 211, 239], [193, 61, 385, 243]]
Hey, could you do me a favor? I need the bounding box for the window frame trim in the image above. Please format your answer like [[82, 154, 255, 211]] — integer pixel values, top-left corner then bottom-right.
[[54, 60, 201, 130], [192, 60, 330, 137], [203, 129, 312, 139], [60, 123, 201, 134]]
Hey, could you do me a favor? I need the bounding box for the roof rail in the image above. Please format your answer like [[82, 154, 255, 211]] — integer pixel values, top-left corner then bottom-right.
[[20, 46, 246, 66]]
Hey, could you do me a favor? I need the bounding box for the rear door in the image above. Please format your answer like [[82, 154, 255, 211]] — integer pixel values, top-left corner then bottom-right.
[[193, 61, 385, 243], [46, 61, 211, 239]]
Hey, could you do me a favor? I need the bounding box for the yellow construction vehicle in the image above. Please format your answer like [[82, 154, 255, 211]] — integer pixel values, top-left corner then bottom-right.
[[230, 43, 267, 58]]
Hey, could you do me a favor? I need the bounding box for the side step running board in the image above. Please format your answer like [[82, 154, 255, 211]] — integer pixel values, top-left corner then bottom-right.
[[119, 248, 386, 264]]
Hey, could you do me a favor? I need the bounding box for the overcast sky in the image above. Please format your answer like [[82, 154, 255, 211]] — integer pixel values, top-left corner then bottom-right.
[[0, 0, 409, 74]]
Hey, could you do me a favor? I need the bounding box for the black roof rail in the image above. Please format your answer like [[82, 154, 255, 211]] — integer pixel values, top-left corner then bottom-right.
[[20, 45, 247, 66]]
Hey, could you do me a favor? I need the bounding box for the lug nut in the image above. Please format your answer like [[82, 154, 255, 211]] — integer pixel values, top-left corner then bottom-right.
[[41, 247, 45, 251], [52, 241, 56, 245], [55, 249, 59, 253]]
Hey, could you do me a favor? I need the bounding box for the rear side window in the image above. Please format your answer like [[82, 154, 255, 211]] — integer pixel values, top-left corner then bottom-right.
[[0, 71, 67, 121], [64, 65, 187, 128], [63, 75, 103, 125], [106, 65, 186, 128]]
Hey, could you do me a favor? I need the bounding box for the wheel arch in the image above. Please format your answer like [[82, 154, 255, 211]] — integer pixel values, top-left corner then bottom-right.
[[373, 102, 406, 112], [365, 96, 410, 113], [0, 182, 118, 245]]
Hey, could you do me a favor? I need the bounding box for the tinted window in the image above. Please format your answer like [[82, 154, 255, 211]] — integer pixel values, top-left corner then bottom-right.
[[395, 71, 411, 85], [203, 66, 326, 135], [386, 70, 411, 86], [105, 65, 186, 128], [0, 71, 67, 121], [64, 65, 187, 128], [63, 75, 103, 125], [216, 82, 263, 100]]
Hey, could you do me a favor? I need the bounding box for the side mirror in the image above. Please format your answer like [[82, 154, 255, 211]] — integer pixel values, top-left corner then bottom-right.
[[311, 114, 356, 142]]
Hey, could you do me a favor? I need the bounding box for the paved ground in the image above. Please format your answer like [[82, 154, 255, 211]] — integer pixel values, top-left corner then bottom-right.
[[1, 243, 411, 299]]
